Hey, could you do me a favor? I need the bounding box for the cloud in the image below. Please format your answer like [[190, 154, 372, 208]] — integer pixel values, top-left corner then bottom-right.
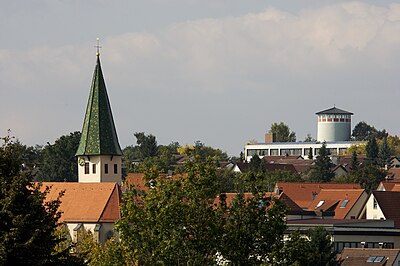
[[1, 2, 400, 153]]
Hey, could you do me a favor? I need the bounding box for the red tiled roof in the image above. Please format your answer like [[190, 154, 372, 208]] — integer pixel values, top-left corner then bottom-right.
[[387, 168, 400, 180], [340, 248, 400, 266], [41, 182, 120, 223], [124, 173, 188, 191], [213, 192, 276, 206], [306, 189, 366, 219], [373, 191, 400, 228], [275, 182, 362, 209], [235, 163, 297, 174], [278, 192, 303, 212]]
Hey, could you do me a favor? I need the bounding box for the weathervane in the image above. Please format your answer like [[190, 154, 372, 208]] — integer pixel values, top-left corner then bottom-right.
[[95, 38, 102, 56]]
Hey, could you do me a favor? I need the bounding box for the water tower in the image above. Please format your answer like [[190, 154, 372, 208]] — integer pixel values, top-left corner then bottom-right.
[[316, 106, 353, 142]]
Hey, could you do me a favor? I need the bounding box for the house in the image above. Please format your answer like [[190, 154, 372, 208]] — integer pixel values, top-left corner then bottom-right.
[[385, 168, 400, 181], [365, 191, 400, 228], [377, 181, 400, 191], [42, 182, 121, 243], [339, 248, 400, 265], [305, 189, 368, 219], [287, 219, 400, 253], [274, 182, 362, 209], [233, 162, 297, 174]]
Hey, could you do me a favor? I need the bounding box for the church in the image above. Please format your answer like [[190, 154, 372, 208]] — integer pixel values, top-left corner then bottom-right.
[[42, 49, 122, 243]]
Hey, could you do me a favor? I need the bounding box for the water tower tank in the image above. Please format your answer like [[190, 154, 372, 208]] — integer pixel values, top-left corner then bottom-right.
[[316, 106, 353, 142]]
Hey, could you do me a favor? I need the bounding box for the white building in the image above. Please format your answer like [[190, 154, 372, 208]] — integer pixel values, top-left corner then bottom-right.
[[244, 106, 365, 161]]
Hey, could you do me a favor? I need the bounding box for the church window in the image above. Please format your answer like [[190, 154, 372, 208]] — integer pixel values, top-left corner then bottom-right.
[[105, 164, 108, 174], [114, 164, 118, 174], [84, 163, 89, 174], [92, 164, 96, 174]]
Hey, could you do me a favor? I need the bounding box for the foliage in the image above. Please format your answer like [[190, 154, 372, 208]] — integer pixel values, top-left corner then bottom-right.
[[281, 227, 335, 266], [117, 157, 221, 265], [366, 136, 379, 165], [0, 135, 77, 265], [219, 194, 287, 265], [117, 158, 292, 265], [73, 229, 129, 266], [350, 150, 360, 172], [248, 154, 263, 173], [349, 164, 386, 192], [307, 227, 336, 266], [269, 122, 296, 142], [281, 231, 312, 266], [36, 131, 81, 182], [134, 132, 158, 159], [378, 136, 392, 167], [308, 143, 334, 182], [352, 121, 387, 141], [304, 134, 316, 142], [345, 143, 366, 156]]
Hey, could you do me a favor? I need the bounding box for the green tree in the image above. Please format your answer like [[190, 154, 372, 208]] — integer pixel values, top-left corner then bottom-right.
[[36, 131, 81, 182], [307, 227, 336, 266], [379, 136, 392, 167], [134, 132, 158, 159], [309, 143, 334, 182], [366, 136, 379, 165], [308, 147, 313, 160], [269, 122, 296, 142], [117, 157, 221, 265], [281, 231, 312, 266], [304, 134, 316, 142], [219, 194, 286, 265], [0, 135, 78, 265], [248, 154, 263, 173], [350, 150, 360, 172], [352, 121, 387, 141]]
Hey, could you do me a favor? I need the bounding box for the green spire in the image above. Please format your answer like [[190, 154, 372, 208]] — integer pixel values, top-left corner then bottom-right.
[[76, 55, 122, 156]]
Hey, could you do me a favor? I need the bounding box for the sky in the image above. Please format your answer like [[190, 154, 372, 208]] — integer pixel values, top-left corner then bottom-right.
[[1, 1, 400, 156]]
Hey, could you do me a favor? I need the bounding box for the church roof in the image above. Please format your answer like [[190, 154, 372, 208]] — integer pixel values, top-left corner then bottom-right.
[[76, 55, 122, 156], [316, 106, 353, 115], [41, 182, 121, 223]]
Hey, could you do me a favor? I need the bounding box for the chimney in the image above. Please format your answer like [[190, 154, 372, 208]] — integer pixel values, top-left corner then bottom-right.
[[265, 133, 276, 143]]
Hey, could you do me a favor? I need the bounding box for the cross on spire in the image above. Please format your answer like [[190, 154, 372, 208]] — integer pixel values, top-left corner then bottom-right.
[[95, 38, 102, 56]]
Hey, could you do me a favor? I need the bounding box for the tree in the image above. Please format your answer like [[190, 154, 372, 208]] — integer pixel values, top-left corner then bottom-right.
[[281, 231, 312, 266], [352, 121, 387, 141], [308, 147, 313, 160], [366, 136, 379, 165], [304, 134, 316, 142], [36, 131, 81, 182], [117, 157, 221, 265], [307, 227, 335, 266], [269, 122, 296, 142], [0, 135, 78, 265], [134, 132, 158, 159], [309, 143, 334, 182], [378, 136, 392, 167], [248, 154, 263, 173], [350, 150, 360, 172], [219, 194, 287, 265]]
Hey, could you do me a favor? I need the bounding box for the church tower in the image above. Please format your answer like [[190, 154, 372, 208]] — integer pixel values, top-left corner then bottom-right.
[[76, 50, 123, 183]]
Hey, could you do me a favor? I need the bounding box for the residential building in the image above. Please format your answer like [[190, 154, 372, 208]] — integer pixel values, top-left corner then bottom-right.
[[274, 182, 361, 209], [340, 248, 400, 265]]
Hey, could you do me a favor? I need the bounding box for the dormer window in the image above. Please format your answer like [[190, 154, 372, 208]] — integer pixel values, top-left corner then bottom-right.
[[340, 199, 349, 208], [316, 200, 325, 208]]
